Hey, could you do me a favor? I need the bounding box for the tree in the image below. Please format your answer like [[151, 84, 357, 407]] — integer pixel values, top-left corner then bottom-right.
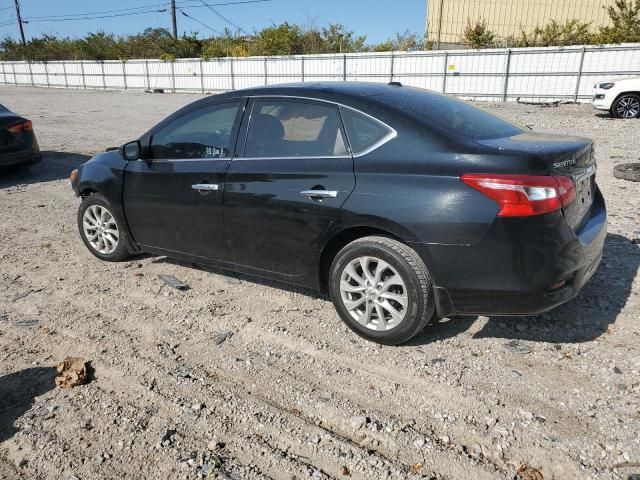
[[598, 0, 640, 43], [461, 19, 496, 49], [321, 24, 366, 53], [250, 23, 304, 56]]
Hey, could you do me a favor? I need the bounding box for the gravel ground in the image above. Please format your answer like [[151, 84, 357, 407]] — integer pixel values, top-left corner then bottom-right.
[[0, 86, 639, 480]]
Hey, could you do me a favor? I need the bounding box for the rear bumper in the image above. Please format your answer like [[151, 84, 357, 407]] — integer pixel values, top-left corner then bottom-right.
[[410, 188, 607, 317], [0, 149, 42, 168]]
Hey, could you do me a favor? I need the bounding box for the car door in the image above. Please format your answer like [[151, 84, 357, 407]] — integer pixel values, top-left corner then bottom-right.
[[223, 97, 356, 283], [123, 100, 244, 263]]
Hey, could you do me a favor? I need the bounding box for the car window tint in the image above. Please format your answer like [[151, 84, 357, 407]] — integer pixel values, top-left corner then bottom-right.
[[245, 100, 347, 158], [379, 87, 524, 140], [151, 103, 239, 160], [339, 107, 392, 155]]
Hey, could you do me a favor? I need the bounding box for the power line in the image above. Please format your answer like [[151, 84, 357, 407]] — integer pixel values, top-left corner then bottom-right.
[[23, 9, 167, 24], [178, 8, 222, 35], [199, 0, 248, 35], [22, 0, 270, 21]]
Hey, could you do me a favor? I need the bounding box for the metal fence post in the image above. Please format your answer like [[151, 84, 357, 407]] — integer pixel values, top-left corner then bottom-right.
[[144, 60, 150, 90], [230, 57, 235, 90], [301, 56, 305, 82], [502, 49, 512, 102], [62, 62, 69, 88], [44, 62, 50, 87], [389, 52, 395, 83], [200, 58, 205, 94], [264, 57, 268, 85], [170, 61, 176, 93], [343, 54, 347, 81], [442, 52, 448, 94], [573, 47, 586, 103], [80, 61, 86, 89], [28, 61, 34, 86], [100, 61, 106, 90], [122, 61, 127, 90]]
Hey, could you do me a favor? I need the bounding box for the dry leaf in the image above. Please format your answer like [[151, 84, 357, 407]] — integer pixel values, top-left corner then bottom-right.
[[516, 465, 543, 480], [55, 357, 87, 388], [341, 465, 351, 476], [410, 463, 423, 474]]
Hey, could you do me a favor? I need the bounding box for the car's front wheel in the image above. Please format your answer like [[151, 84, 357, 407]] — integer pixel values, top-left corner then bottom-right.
[[77, 194, 131, 262], [329, 236, 436, 345], [611, 93, 640, 119]]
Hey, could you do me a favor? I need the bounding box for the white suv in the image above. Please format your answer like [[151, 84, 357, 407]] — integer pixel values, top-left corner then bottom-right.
[[592, 77, 640, 118]]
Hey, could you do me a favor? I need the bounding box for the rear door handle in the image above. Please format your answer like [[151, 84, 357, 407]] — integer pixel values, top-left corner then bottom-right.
[[192, 183, 219, 192], [300, 190, 338, 199]]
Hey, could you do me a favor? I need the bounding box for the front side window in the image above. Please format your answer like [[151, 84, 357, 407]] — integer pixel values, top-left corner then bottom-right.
[[151, 102, 240, 160], [339, 107, 394, 155], [244, 100, 347, 158]]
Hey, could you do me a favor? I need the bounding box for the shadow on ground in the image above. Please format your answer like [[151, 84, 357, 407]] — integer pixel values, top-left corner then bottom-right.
[[0, 152, 90, 189], [134, 233, 637, 347], [150, 256, 328, 299], [409, 232, 639, 346], [0, 367, 56, 443]]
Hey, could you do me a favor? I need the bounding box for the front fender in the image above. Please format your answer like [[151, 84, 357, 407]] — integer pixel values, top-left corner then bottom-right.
[[71, 150, 138, 251]]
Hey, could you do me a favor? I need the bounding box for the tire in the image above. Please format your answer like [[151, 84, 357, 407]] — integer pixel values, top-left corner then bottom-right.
[[611, 94, 640, 119], [329, 236, 436, 345], [613, 163, 640, 182], [77, 193, 131, 262]]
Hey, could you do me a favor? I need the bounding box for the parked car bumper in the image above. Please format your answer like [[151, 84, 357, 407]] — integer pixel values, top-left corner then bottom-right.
[[592, 90, 614, 111], [410, 187, 607, 317], [0, 148, 42, 168]]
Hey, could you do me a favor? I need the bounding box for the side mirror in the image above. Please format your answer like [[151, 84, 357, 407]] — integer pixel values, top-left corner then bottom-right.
[[121, 140, 141, 160]]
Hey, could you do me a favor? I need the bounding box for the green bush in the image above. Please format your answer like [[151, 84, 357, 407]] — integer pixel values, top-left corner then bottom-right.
[[462, 19, 496, 49], [597, 0, 640, 43]]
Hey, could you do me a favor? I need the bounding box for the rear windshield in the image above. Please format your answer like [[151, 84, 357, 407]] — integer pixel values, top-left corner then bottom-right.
[[379, 87, 524, 140]]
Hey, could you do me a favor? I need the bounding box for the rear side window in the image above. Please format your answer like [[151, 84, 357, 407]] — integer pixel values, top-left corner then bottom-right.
[[151, 102, 240, 160], [244, 100, 347, 158], [339, 107, 393, 155]]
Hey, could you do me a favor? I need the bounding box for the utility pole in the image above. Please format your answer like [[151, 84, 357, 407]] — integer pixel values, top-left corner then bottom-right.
[[14, 0, 26, 45], [170, 0, 177, 39]]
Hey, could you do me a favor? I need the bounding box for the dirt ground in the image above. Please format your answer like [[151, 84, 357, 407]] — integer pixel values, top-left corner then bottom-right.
[[0, 86, 638, 480]]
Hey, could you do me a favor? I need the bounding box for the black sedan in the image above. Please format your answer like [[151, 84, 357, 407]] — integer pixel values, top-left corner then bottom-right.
[[0, 104, 41, 169], [70, 82, 606, 345]]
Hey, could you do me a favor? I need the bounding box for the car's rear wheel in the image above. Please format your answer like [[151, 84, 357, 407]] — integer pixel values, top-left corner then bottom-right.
[[78, 194, 131, 262], [612, 94, 640, 119], [329, 236, 435, 345]]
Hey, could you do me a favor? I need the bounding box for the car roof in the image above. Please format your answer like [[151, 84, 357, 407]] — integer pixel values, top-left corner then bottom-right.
[[200, 81, 448, 111]]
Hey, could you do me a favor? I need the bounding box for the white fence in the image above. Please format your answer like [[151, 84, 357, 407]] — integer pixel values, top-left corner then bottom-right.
[[1, 44, 639, 102]]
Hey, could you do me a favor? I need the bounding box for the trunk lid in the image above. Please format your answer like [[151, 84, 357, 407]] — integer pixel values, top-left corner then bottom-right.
[[476, 132, 596, 230], [0, 114, 27, 150]]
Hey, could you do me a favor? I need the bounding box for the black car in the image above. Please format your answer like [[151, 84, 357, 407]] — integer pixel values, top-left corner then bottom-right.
[[0, 104, 41, 169], [70, 82, 606, 345]]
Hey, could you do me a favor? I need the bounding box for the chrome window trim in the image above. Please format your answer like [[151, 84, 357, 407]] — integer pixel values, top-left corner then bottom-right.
[[234, 155, 352, 161], [246, 94, 397, 159]]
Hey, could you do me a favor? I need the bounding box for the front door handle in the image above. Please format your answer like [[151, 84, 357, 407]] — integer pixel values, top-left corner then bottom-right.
[[300, 190, 338, 199], [192, 183, 219, 192]]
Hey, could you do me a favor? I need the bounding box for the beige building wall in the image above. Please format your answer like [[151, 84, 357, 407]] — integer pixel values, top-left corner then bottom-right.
[[426, 0, 616, 46]]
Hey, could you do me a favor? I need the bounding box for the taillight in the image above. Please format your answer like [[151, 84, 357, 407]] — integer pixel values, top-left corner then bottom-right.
[[8, 120, 33, 134], [461, 174, 576, 217]]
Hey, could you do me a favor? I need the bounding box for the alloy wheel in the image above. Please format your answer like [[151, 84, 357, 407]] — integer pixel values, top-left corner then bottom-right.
[[339, 256, 409, 331], [82, 205, 119, 255], [616, 96, 640, 118]]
